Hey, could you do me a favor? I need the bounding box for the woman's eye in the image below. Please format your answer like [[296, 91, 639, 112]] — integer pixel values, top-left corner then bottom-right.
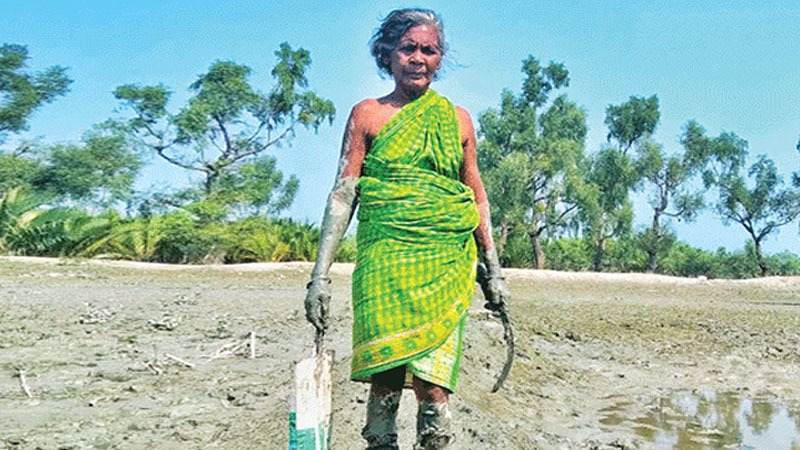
[[421, 46, 439, 55]]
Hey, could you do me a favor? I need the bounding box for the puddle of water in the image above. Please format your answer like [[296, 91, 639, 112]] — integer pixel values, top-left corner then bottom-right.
[[599, 391, 800, 449]]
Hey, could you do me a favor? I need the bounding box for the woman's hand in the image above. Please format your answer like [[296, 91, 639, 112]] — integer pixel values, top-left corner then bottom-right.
[[304, 277, 331, 332], [477, 263, 509, 312]]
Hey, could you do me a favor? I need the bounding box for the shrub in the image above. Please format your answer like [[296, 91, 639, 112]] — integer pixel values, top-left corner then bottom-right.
[[604, 237, 648, 272], [661, 242, 716, 277], [152, 212, 221, 264], [542, 238, 592, 271], [501, 233, 535, 268], [765, 251, 800, 276]]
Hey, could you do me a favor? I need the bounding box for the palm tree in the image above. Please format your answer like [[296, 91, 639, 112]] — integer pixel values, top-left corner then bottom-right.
[[0, 187, 47, 254]]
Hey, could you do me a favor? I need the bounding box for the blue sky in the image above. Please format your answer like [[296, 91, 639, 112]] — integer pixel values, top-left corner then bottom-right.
[[3, 0, 800, 254]]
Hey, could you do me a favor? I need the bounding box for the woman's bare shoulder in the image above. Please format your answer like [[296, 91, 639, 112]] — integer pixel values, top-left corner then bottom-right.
[[454, 105, 473, 123], [351, 98, 383, 118], [454, 105, 475, 141], [350, 97, 397, 137]]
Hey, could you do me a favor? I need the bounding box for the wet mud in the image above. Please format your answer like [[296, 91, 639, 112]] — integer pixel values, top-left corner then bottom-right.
[[1, 257, 799, 449]]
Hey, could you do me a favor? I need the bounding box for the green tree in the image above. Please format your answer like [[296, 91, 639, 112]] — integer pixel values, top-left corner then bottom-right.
[[716, 155, 800, 275], [207, 154, 298, 217], [0, 44, 71, 145], [0, 187, 105, 256], [683, 122, 800, 275], [604, 95, 659, 153], [636, 133, 706, 272], [0, 148, 43, 194], [581, 95, 658, 271], [581, 146, 636, 271], [746, 399, 776, 435], [114, 43, 334, 216], [82, 214, 166, 261], [477, 56, 587, 269], [35, 127, 141, 207], [0, 187, 41, 253]]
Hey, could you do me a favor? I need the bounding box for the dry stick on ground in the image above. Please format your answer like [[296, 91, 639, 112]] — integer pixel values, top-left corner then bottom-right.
[[15, 368, 33, 398], [164, 353, 196, 369], [249, 331, 256, 359], [204, 333, 258, 361], [145, 360, 164, 375], [205, 341, 248, 360]]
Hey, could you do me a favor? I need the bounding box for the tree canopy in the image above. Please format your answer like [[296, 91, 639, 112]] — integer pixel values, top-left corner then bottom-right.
[[477, 56, 587, 269], [0, 44, 71, 144], [114, 43, 334, 218], [683, 121, 800, 275]]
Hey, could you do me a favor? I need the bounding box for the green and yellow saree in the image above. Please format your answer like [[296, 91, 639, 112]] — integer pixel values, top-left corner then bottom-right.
[[351, 89, 479, 391]]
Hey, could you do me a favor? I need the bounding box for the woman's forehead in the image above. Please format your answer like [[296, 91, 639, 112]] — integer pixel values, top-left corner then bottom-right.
[[398, 24, 440, 44]]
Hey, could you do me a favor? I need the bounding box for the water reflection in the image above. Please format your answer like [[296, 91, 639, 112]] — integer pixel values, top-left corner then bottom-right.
[[599, 391, 800, 449]]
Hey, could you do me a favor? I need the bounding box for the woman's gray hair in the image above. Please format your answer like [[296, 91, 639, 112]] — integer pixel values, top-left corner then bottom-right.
[[369, 8, 447, 76]]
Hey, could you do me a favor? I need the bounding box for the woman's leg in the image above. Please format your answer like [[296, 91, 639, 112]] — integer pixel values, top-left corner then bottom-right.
[[362, 365, 405, 449], [412, 376, 454, 449]]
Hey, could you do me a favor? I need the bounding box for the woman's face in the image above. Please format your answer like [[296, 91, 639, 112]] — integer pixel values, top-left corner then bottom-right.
[[389, 24, 442, 94]]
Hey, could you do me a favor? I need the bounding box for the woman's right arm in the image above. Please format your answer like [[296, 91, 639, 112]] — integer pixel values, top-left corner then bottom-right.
[[304, 102, 370, 333]]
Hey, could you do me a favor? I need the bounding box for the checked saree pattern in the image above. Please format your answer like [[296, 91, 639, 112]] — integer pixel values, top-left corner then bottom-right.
[[351, 90, 479, 391]]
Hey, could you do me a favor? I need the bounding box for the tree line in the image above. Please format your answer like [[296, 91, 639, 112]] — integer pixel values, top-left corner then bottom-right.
[[478, 56, 800, 276], [1, 43, 799, 277]]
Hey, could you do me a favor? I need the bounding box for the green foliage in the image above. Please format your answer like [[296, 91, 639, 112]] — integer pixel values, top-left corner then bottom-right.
[[659, 242, 770, 279], [114, 43, 334, 216], [582, 95, 660, 271], [581, 146, 636, 270], [149, 212, 220, 264], [0, 187, 44, 252], [545, 237, 800, 278], [37, 209, 116, 256], [182, 200, 230, 224], [478, 56, 587, 268], [686, 122, 800, 275], [0, 44, 71, 140], [636, 227, 678, 272], [4, 189, 794, 276], [209, 155, 298, 216], [221, 217, 314, 263], [112, 84, 170, 129], [35, 128, 141, 205], [0, 188, 116, 256], [714, 155, 800, 275], [222, 218, 292, 262], [602, 237, 648, 273], [680, 121, 748, 186], [604, 95, 659, 152], [334, 235, 357, 263], [521, 57, 569, 108], [83, 214, 166, 260], [501, 233, 535, 268], [635, 136, 706, 272], [764, 251, 800, 276], [659, 242, 717, 277], [541, 238, 593, 271], [81, 214, 346, 265], [0, 152, 43, 194]]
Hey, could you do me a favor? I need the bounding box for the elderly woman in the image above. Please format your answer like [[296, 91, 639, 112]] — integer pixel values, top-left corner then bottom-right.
[[304, 8, 508, 449]]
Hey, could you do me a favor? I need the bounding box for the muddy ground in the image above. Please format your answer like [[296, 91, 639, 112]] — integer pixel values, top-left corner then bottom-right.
[[1, 256, 799, 449]]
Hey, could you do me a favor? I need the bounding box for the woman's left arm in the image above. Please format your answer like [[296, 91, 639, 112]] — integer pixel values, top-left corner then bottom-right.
[[457, 107, 509, 309]]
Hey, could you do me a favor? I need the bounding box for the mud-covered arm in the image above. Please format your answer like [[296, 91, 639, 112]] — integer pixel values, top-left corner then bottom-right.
[[457, 107, 509, 310], [305, 105, 367, 332]]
